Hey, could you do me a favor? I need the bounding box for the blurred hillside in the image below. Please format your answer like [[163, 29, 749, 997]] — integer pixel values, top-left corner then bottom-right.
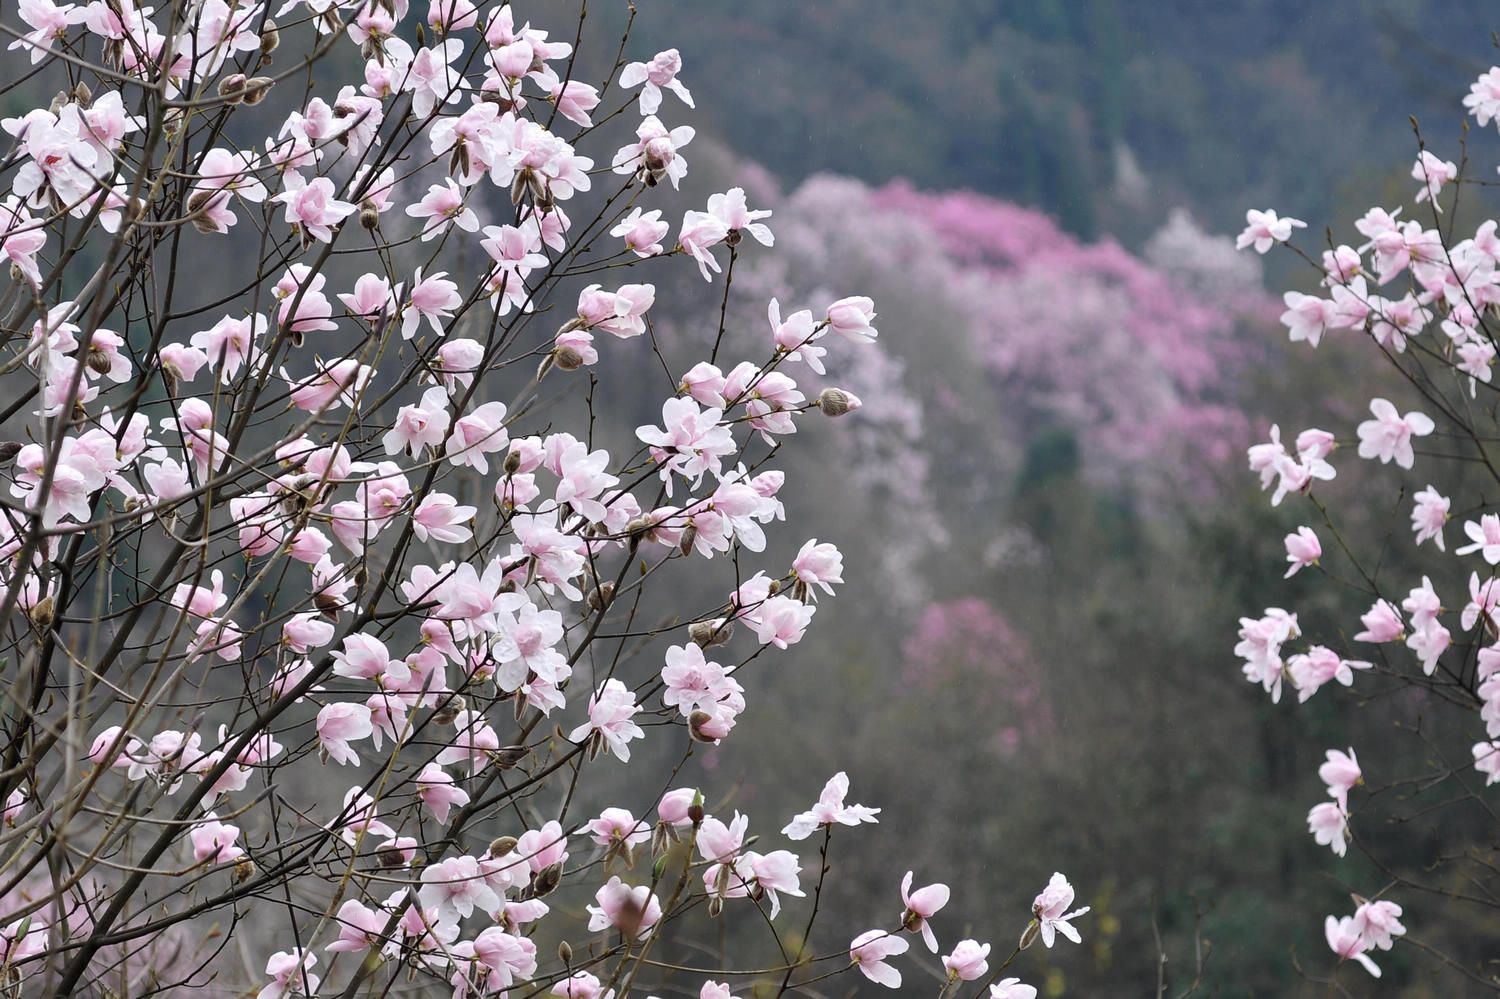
[[612, 1, 1498, 242]]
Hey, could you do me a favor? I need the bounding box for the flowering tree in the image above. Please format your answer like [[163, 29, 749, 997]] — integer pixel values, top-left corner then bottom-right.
[[1232, 63, 1500, 991], [0, 1, 1094, 996]]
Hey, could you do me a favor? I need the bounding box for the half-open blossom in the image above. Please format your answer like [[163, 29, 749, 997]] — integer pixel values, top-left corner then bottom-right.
[[1030, 872, 1089, 947], [850, 929, 908, 989], [1283, 526, 1321, 578], [899, 871, 949, 952]]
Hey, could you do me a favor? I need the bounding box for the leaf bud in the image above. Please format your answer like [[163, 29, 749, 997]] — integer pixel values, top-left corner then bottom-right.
[[0, 442, 23, 464], [71, 80, 91, 107]]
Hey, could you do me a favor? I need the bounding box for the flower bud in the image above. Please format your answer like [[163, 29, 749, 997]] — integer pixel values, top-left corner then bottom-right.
[[1018, 919, 1040, 951], [554, 345, 584, 371], [377, 844, 407, 869], [557, 941, 573, 965], [241, 77, 275, 105], [494, 744, 529, 769], [688, 710, 716, 743], [218, 73, 247, 103], [817, 387, 859, 417], [71, 80, 91, 107], [359, 200, 380, 231], [259, 20, 280, 54], [0, 442, 24, 464], [48, 91, 68, 116], [689, 619, 733, 649], [587, 581, 614, 610], [678, 525, 697, 557], [233, 859, 256, 884], [29, 596, 53, 629], [432, 696, 466, 726], [488, 835, 519, 857], [533, 861, 563, 897], [510, 170, 529, 207]]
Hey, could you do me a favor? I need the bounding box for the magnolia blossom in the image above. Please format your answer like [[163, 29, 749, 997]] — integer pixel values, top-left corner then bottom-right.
[[782, 772, 880, 840], [1457, 513, 1500, 564], [1308, 800, 1349, 857], [586, 877, 661, 940], [942, 939, 991, 981], [899, 871, 949, 952], [1411, 485, 1450, 550], [850, 929, 908, 989], [619, 48, 694, 115], [1325, 914, 1381, 977], [1283, 526, 1320, 578], [1030, 872, 1089, 948], [1236, 208, 1305, 253], [1356, 398, 1433, 470], [567, 678, 644, 762]]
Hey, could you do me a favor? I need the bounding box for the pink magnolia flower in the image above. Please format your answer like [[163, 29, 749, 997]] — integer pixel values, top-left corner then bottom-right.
[[942, 939, 990, 981], [1352, 899, 1405, 951], [658, 787, 699, 827], [1354, 598, 1403, 643], [782, 772, 880, 840], [826, 296, 878, 342], [567, 678, 644, 762], [1030, 872, 1089, 947], [552, 972, 614, 999], [587, 807, 651, 850], [1466, 67, 1500, 128], [611, 207, 669, 257], [899, 870, 950, 952], [1308, 800, 1349, 856], [189, 815, 243, 863], [619, 49, 694, 115], [989, 980, 1038, 999], [1319, 748, 1362, 806], [325, 898, 388, 953], [1475, 740, 1500, 785], [1325, 914, 1381, 977], [850, 929, 908, 989], [586, 876, 661, 940], [415, 762, 470, 824], [549, 80, 600, 127], [707, 187, 773, 246], [420, 854, 501, 927], [611, 115, 694, 189], [273, 176, 356, 243], [1411, 485, 1449, 550], [636, 397, 736, 493], [259, 949, 319, 999], [1457, 513, 1500, 564], [1287, 646, 1370, 702], [1236, 208, 1306, 253], [406, 178, 478, 241], [1356, 398, 1433, 470], [1412, 149, 1458, 210], [316, 702, 373, 766], [1283, 526, 1321, 578], [678, 210, 729, 281]]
